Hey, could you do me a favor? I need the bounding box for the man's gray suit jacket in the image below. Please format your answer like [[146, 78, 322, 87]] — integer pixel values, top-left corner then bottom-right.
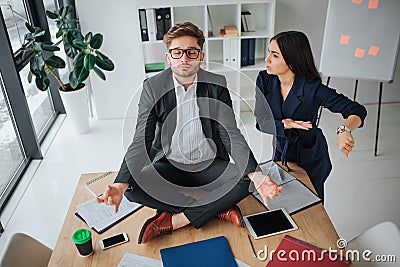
[[115, 67, 258, 184]]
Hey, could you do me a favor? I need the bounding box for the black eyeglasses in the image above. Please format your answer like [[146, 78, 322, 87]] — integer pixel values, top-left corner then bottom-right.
[[168, 48, 201, 59]]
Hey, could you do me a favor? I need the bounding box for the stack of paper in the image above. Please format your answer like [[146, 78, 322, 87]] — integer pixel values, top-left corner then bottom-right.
[[76, 196, 142, 234]]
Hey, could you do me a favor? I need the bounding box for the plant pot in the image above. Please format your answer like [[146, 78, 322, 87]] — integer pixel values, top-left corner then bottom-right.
[[59, 83, 90, 134]]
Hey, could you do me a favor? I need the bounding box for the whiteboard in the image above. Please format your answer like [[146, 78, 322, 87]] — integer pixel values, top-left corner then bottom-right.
[[319, 0, 400, 82]]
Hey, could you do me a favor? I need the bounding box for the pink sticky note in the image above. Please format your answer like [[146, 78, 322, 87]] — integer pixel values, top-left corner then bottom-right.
[[368, 0, 379, 9], [352, 0, 362, 4], [368, 45, 380, 56], [340, 35, 350, 45], [355, 48, 365, 58]]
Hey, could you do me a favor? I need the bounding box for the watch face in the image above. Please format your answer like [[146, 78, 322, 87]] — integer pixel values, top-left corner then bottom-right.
[[336, 125, 345, 134]]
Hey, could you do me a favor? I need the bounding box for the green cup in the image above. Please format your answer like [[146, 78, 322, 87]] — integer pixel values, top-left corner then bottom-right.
[[72, 228, 93, 257]]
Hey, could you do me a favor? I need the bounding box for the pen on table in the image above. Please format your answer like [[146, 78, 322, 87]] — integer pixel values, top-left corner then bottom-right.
[[247, 234, 257, 258]]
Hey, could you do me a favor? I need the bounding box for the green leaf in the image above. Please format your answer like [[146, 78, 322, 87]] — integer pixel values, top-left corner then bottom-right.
[[90, 33, 103, 49], [72, 39, 87, 50], [67, 19, 77, 25], [28, 71, 33, 83], [33, 42, 42, 52], [30, 55, 44, 75], [33, 30, 45, 38], [25, 22, 35, 33], [35, 74, 50, 91], [92, 66, 106, 80], [69, 71, 79, 88], [22, 49, 31, 60], [95, 57, 115, 71], [69, 65, 89, 88], [84, 54, 95, 70], [95, 50, 106, 60], [77, 66, 90, 83], [65, 5, 74, 15], [42, 43, 60, 52], [85, 32, 92, 42], [60, 6, 66, 17], [46, 10, 58, 19], [73, 51, 86, 66], [56, 29, 63, 38], [45, 55, 66, 68]]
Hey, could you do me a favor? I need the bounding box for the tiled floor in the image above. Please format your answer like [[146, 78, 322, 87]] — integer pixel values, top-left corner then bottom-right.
[[0, 103, 399, 257]]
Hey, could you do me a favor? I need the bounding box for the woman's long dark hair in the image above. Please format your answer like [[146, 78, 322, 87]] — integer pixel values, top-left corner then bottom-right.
[[271, 31, 320, 79]]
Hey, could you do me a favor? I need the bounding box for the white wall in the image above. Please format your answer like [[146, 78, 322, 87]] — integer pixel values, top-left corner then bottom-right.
[[75, 0, 145, 119], [76, 0, 400, 119], [275, 0, 400, 104]]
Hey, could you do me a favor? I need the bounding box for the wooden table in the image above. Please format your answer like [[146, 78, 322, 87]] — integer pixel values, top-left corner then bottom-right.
[[48, 163, 349, 267]]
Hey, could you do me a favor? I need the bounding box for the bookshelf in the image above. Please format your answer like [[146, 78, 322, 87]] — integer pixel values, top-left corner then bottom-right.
[[137, 0, 276, 116]]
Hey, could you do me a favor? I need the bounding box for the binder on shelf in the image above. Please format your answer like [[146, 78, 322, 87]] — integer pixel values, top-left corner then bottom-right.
[[138, 9, 149, 42], [155, 8, 164, 40], [248, 38, 256, 65], [146, 8, 156, 42], [242, 11, 255, 32], [230, 39, 239, 69], [145, 62, 165, 73], [241, 14, 248, 32], [160, 236, 238, 267], [241, 39, 249, 67], [223, 39, 231, 66], [163, 8, 172, 35], [207, 6, 214, 37], [267, 235, 349, 266]]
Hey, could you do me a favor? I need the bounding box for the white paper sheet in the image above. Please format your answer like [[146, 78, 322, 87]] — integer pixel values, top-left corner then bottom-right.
[[76, 196, 141, 231]]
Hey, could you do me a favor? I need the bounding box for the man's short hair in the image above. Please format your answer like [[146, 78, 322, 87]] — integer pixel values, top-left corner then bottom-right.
[[163, 22, 205, 50]]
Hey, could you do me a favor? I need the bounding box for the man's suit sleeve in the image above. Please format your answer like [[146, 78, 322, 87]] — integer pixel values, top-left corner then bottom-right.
[[115, 79, 157, 183], [216, 81, 259, 176]]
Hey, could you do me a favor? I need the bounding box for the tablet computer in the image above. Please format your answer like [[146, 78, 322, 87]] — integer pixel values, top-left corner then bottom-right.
[[243, 208, 298, 239]]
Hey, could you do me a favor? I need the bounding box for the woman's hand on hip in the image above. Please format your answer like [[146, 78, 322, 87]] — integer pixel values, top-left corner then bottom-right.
[[282, 119, 313, 130], [338, 131, 355, 158]]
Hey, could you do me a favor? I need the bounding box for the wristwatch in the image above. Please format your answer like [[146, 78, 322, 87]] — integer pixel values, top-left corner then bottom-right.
[[336, 125, 351, 135]]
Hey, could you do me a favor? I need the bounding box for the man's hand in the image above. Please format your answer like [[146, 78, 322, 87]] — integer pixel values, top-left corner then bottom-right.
[[247, 172, 283, 206], [282, 119, 312, 130], [96, 183, 129, 213], [338, 131, 355, 158]]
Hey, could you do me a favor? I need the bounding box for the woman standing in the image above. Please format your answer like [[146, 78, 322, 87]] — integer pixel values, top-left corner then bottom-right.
[[254, 31, 367, 201]]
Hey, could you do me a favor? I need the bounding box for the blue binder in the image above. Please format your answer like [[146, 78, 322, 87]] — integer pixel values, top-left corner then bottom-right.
[[248, 38, 256, 65], [155, 8, 165, 40], [138, 9, 149, 42], [160, 236, 238, 267], [241, 39, 249, 67]]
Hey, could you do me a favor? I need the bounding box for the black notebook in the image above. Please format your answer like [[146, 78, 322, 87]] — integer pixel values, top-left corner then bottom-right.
[[253, 161, 321, 214]]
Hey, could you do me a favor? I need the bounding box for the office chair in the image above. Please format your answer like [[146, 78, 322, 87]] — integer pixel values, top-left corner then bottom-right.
[[347, 221, 400, 267], [0, 232, 52, 267]]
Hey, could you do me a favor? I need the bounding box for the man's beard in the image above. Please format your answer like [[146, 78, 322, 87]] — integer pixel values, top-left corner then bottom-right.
[[171, 61, 201, 78]]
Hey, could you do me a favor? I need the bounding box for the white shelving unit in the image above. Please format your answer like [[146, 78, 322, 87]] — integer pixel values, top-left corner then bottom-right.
[[137, 0, 275, 116]]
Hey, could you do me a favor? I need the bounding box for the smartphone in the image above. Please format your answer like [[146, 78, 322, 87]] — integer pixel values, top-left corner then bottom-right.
[[99, 232, 129, 250]]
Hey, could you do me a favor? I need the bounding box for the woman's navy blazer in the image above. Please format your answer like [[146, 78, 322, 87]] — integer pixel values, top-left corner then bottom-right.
[[254, 70, 367, 199]]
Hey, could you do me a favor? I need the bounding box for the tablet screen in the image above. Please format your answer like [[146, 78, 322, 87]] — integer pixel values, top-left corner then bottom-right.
[[244, 209, 298, 239]]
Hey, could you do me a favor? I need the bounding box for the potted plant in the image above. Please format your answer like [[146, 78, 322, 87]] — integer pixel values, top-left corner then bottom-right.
[[21, 5, 114, 134]]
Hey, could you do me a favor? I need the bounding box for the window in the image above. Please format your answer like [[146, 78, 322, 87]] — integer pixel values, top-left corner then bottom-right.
[[0, 0, 66, 215], [0, 74, 25, 203], [19, 63, 55, 137], [0, 0, 29, 53]]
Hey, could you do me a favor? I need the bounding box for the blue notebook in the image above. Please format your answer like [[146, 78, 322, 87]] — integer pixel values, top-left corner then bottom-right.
[[160, 236, 238, 267]]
